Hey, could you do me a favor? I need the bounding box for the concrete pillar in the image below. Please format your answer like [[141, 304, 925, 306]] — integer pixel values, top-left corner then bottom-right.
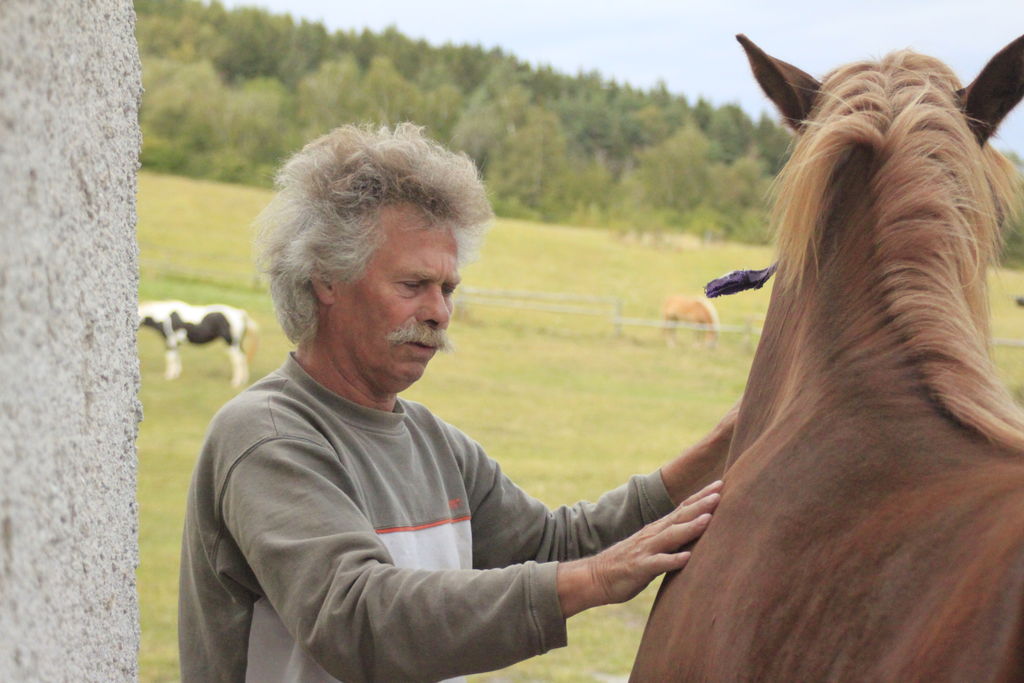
[[0, 1, 142, 679]]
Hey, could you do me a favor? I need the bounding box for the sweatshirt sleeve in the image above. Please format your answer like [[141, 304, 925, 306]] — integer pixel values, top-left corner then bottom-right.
[[219, 437, 567, 683], [455, 435, 678, 569]]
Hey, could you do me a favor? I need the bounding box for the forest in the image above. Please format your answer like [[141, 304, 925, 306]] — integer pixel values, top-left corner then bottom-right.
[[134, 0, 1024, 256]]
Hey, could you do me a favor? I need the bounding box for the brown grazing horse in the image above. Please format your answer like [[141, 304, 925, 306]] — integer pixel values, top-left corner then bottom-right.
[[631, 34, 1024, 681], [662, 295, 719, 348]]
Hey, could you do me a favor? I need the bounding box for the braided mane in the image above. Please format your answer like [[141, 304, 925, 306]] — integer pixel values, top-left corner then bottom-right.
[[771, 50, 1024, 449]]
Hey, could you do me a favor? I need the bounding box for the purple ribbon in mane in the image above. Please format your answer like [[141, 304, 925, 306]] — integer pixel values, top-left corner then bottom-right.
[[704, 263, 778, 298]]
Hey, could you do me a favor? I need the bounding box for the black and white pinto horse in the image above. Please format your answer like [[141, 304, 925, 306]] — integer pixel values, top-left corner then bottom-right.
[[138, 300, 258, 387]]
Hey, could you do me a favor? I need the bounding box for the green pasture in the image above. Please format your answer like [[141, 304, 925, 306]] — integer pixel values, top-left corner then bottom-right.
[[135, 171, 1024, 682]]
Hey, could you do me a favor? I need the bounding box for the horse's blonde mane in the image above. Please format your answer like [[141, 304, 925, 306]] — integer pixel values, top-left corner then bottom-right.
[[771, 50, 1024, 449]]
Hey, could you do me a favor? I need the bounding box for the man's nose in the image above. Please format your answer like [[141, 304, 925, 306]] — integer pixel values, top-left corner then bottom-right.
[[419, 286, 452, 329]]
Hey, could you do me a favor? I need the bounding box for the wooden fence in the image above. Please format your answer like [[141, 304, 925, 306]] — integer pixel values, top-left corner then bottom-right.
[[456, 286, 762, 346], [457, 287, 1024, 350]]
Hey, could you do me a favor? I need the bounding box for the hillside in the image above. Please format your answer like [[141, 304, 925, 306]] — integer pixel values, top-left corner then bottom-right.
[[134, 0, 792, 242]]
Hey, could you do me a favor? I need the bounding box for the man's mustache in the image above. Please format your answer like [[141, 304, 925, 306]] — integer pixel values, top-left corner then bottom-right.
[[386, 322, 455, 353]]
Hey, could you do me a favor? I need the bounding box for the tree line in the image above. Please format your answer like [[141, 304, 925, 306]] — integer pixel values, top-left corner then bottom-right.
[[135, 0, 1024, 257]]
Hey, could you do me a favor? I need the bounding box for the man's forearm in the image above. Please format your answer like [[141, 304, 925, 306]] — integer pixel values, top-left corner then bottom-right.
[[556, 558, 603, 618]]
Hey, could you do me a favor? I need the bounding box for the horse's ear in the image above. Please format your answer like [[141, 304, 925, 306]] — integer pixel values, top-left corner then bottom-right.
[[959, 33, 1024, 144], [737, 34, 820, 131]]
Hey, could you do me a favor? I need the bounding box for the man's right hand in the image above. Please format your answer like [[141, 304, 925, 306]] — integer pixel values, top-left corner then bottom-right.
[[555, 480, 723, 618]]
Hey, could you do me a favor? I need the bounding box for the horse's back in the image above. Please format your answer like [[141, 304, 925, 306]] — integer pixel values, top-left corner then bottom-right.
[[632, 414, 1024, 681], [172, 310, 231, 345]]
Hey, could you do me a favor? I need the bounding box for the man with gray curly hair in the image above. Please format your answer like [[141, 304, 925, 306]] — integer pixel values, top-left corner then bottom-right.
[[255, 123, 493, 348], [179, 123, 733, 682]]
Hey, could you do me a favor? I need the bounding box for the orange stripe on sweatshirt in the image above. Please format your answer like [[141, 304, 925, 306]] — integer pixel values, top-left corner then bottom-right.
[[375, 515, 471, 535]]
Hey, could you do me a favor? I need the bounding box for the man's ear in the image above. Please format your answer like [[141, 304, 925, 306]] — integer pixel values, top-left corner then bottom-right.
[[311, 277, 337, 305]]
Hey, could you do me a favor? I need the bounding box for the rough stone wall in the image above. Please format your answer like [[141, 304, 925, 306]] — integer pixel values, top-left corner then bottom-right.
[[0, 1, 142, 680]]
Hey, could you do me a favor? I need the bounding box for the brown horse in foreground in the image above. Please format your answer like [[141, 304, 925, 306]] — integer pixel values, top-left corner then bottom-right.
[[632, 35, 1024, 681], [662, 295, 719, 348]]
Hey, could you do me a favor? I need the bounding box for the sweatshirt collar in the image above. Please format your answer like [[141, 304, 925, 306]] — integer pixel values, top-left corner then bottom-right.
[[280, 353, 407, 432]]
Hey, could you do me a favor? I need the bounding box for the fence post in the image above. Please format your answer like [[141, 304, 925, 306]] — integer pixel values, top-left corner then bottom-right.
[[613, 299, 623, 337]]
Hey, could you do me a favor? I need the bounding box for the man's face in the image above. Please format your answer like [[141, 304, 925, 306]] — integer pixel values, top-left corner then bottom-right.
[[313, 204, 460, 407]]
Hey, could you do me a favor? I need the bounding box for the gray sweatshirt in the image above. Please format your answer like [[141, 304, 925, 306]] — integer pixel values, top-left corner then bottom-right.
[[179, 354, 675, 682]]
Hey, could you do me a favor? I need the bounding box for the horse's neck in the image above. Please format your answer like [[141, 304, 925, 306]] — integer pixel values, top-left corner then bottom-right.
[[730, 150, 971, 462]]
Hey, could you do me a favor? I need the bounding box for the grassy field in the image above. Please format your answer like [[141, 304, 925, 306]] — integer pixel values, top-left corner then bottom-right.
[[135, 171, 1024, 682]]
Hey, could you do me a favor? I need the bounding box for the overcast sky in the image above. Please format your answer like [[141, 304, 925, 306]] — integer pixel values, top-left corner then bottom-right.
[[219, 0, 1024, 158]]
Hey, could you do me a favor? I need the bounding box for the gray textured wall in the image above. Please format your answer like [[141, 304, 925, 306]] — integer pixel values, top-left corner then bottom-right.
[[0, 1, 142, 680]]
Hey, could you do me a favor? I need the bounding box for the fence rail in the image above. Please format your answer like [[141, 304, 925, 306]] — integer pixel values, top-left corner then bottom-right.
[[994, 337, 1024, 348], [456, 287, 760, 342], [457, 286, 626, 334]]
